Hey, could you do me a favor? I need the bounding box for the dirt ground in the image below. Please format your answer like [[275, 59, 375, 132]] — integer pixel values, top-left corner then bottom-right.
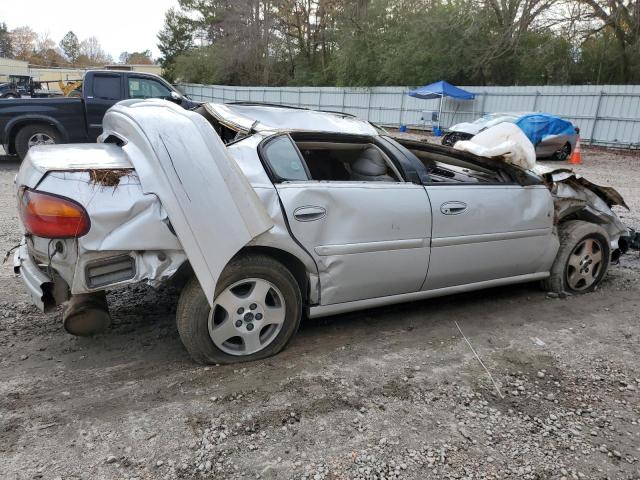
[[1, 144, 639, 480]]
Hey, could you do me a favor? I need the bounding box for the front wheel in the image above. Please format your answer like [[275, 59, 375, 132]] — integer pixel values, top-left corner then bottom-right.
[[553, 142, 571, 161], [176, 254, 302, 364], [542, 220, 610, 294]]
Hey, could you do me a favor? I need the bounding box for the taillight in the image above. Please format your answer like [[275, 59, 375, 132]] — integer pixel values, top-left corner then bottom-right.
[[19, 188, 90, 238]]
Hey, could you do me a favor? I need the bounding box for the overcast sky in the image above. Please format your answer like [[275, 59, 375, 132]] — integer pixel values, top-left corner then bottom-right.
[[0, 0, 180, 61]]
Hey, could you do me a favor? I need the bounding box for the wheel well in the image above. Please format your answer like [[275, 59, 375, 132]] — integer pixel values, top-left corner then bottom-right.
[[7, 121, 60, 155], [172, 246, 311, 304], [234, 246, 310, 304]]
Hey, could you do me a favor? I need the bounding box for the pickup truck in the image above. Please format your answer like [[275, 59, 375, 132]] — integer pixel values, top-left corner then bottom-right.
[[0, 70, 199, 160]]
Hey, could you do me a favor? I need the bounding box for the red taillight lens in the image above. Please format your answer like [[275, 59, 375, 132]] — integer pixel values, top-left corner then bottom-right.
[[19, 188, 90, 238]]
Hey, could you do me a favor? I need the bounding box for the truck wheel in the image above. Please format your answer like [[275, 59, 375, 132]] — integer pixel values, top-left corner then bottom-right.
[[176, 254, 302, 365], [541, 220, 610, 294], [15, 124, 60, 160]]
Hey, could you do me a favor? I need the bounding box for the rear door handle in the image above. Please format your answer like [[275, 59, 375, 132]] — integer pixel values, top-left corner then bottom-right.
[[293, 206, 326, 222], [440, 201, 467, 215]]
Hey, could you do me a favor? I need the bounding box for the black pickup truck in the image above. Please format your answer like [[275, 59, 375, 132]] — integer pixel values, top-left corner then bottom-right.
[[0, 70, 199, 160]]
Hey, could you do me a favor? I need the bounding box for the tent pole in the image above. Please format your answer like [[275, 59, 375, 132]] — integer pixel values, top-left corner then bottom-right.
[[438, 95, 443, 129]]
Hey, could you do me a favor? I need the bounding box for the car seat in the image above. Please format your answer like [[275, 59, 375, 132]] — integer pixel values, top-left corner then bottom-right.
[[350, 147, 395, 182]]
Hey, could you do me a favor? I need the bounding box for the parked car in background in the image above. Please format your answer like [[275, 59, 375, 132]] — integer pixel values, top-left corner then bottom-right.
[[442, 112, 579, 161], [0, 70, 199, 160], [13, 101, 630, 364]]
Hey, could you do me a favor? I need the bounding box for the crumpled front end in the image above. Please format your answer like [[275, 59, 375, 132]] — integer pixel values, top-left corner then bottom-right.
[[534, 165, 631, 255]]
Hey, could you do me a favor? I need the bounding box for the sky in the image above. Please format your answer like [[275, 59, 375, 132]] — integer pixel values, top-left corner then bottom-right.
[[0, 0, 180, 61]]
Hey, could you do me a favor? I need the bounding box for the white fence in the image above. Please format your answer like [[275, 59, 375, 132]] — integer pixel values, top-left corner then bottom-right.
[[178, 83, 640, 148]]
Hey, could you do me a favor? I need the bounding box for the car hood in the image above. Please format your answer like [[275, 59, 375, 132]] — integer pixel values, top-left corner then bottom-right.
[[448, 122, 484, 135]]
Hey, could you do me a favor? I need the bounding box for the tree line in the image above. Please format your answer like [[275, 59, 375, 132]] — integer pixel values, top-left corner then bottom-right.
[[0, 24, 154, 68], [157, 0, 640, 86]]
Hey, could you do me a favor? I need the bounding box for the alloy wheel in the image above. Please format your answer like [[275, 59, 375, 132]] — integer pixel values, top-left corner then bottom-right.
[[566, 238, 603, 291], [27, 133, 55, 148], [208, 278, 286, 356]]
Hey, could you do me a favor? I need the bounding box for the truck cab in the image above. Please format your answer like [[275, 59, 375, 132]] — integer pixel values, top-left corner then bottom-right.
[[0, 70, 199, 160]]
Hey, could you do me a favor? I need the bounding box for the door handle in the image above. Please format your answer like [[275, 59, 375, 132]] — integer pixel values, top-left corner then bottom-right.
[[293, 206, 326, 222], [440, 201, 467, 215]]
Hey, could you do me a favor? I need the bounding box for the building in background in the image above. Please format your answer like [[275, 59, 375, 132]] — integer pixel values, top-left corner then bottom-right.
[[2, 57, 163, 93], [104, 64, 162, 75], [0, 57, 29, 77]]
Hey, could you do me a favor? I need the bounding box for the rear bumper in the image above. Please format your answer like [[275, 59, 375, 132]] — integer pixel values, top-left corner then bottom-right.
[[13, 244, 53, 311]]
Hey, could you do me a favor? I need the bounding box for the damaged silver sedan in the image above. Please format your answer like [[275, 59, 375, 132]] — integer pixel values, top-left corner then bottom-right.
[[13, 100, 633, 364]]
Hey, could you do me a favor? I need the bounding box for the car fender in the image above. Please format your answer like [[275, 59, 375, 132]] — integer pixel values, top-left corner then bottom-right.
[[5, 114, 70, 147], [102, 99, 274, 306]]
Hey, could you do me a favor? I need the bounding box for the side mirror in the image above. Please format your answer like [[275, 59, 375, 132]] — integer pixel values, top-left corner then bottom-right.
[[169, 91, 183, 102]]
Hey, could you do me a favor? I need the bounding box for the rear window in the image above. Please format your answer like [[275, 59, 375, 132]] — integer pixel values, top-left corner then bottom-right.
[[93, 76, 120, 100]]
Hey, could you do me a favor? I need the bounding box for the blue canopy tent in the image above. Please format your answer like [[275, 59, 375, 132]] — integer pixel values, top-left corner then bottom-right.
[[408, 81, 475, 133]]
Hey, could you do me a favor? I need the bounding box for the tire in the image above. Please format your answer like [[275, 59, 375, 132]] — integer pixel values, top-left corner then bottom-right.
[[552, 142, 571, 161], [441, 133, 454, 146], [15, 124, 60, 160], [541, 220, 610, 294], [176, 254, 302, 364]]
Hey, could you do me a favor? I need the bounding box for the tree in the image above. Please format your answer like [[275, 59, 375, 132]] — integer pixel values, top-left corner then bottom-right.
[[77, 36, 112, 66], [10, 26, 37, 61], [0, 22, 13, 58], [157, 7, 195, 81], [119, 50, 154, 64], [575, 0, 640, 82], [29, 32, 67, 66], [60, 31, 80, 64]]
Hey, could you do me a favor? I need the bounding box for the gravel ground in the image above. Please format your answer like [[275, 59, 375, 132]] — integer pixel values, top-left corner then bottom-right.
[[1, 144, 639, 480]]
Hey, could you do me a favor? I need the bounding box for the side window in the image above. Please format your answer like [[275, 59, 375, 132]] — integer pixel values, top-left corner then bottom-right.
[[93, 76, 121, 100], [262, 136, 309, 181], [295, 142, 402, 182], [128, 77, 172, 99]]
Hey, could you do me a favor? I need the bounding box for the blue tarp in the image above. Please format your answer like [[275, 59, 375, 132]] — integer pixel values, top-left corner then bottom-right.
[[408, 81, 475, 100], [514, 113, 576, 146]]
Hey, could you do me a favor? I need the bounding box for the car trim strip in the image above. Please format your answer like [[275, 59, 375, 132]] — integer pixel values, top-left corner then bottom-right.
[[309, 272, 550, 318], [431, 228, 551, 247], [314, 238, 429, 256]]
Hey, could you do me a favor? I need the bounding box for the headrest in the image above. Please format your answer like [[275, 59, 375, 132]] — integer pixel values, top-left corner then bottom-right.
[[351, 147, 387, 176]]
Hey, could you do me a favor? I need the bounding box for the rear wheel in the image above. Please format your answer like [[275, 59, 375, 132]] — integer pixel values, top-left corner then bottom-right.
[[176, 254, 302, 364], [542, 221, 610, 294], [15, 124, 60, 160], [553, 142, 571, 161]]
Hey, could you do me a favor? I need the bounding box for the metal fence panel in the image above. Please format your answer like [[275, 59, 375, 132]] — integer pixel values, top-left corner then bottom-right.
[[178, 83, 640, 148]]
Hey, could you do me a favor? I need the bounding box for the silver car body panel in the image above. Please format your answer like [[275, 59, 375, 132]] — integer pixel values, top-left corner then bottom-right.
[[276, 181, 431, 305], [204, 103, 380, 136], [308, 272, 550, 318], [424, 184, 557, 290], [100, 99, 273, 305]]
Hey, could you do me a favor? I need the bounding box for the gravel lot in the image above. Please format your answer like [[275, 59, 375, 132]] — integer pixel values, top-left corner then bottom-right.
[[1, 144, 639, 480]]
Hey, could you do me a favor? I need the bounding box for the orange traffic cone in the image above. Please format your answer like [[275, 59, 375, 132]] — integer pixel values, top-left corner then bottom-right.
[[568, 137, 582, 165]]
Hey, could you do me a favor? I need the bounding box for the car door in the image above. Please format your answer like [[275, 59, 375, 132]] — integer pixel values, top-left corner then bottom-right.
[[423, 183, 557, 291], [263, 134, 432, 306], [85, 72, 123, 139]]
